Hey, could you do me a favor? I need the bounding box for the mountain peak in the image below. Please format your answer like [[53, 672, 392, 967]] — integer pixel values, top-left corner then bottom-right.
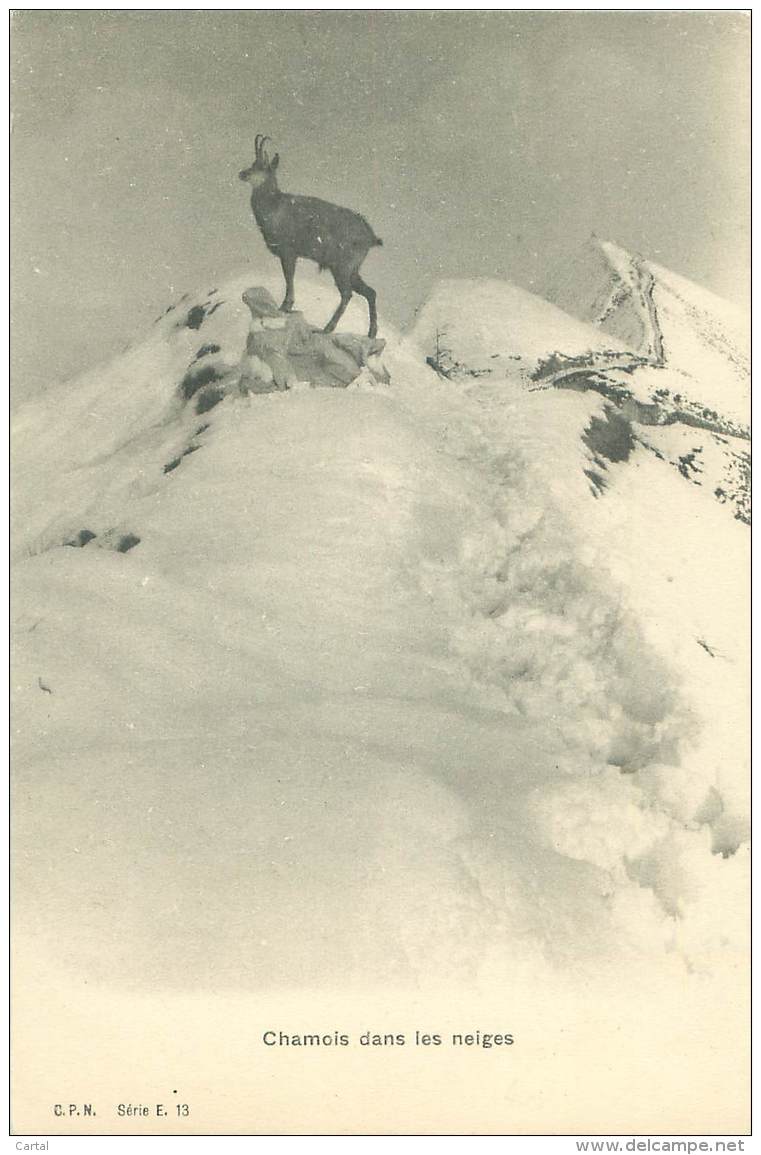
[[546, 237, 749, 424]]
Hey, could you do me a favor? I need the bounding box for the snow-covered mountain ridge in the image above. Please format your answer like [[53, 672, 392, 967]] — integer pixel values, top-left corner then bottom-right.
[[12, 244, 749, 999], [418, 240, 749, 525], [548, 238, 749, 416]]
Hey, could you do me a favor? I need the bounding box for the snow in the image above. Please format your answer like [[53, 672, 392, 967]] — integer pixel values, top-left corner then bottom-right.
[[547, 235, 750, 425], [12, 255, 748, 1059], [410, 276, 613, 375], [647, 257, 750, 425]]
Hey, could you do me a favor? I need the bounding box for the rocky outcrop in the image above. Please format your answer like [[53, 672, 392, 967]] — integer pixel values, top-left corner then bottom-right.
[[238, 287, 389, 394]]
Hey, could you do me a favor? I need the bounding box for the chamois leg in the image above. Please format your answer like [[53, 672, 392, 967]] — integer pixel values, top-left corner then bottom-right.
[[279, 253, 296, 312], [323, 271, 352, 334], [351, 272, 377, 339]]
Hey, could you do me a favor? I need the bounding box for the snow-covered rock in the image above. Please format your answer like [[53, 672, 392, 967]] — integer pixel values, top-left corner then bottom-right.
[[239, 286, 388, 394]]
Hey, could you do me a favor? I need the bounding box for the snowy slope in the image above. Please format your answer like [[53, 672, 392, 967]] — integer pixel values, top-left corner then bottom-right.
[[12, 258, 749, 1007], [412, 276, 614, 379], [11, 267, 387, 560]]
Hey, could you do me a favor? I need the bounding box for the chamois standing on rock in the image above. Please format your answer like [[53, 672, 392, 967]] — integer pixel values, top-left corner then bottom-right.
[[240, 135, 382, 338]]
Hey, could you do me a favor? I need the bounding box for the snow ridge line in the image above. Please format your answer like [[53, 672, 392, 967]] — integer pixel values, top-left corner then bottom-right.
[[587, 240, 665, 365], [595, 281, 630, 328], [532, 363, 749, 443], [636, 257, 666, 365]]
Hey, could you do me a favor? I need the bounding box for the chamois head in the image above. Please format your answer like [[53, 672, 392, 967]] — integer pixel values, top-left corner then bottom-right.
[[239, 134, 280, 188]]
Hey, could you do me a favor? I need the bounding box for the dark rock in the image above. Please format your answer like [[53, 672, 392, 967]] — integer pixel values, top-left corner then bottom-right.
[[196, 386, 225, 414], [115, 533, 141, 553], [582, 406, 635, 464], [180, 362, 225, 401], [184, 305, 208, 330], [193, 343, 221, 362], [65, 529, 97, 548]]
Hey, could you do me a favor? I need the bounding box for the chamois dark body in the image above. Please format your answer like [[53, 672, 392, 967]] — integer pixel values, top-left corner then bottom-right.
[[240, 136, 382, 338]]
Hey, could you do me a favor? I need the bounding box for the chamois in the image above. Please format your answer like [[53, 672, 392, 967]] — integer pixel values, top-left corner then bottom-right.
[[239, 135, 382, 338]]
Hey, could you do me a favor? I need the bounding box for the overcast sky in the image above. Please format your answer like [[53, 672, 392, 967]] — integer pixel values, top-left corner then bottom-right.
[[11, 10, 750, 399]]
